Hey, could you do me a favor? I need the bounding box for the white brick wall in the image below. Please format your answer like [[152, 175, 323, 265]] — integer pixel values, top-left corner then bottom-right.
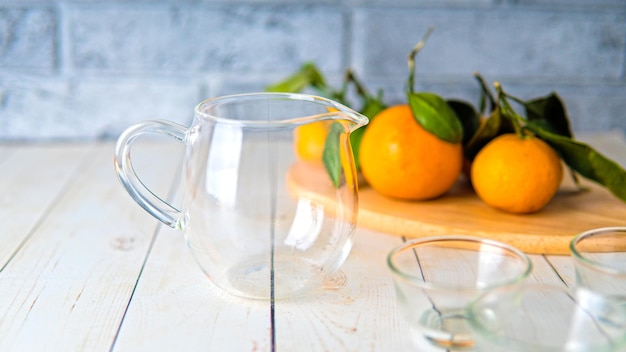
[[0, 0, 625, 140]]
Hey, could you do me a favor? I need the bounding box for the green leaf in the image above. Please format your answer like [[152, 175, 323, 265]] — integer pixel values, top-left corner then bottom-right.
[[350, 98, 386, 171], [265, 62, 326, 93], [349, 126, 365, 172], [529, 124, 626, 202], [463, 108, 502, 161], [407, 92, 463, 144], [322, 122, 344, 188], [523, 93, 573, 138], [447, 99, 480, 145], [403, 28, 467, 156]]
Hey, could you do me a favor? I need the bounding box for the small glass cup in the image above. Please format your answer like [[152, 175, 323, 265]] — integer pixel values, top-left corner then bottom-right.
[[467, 284, 626, 351], [570, 227, 626, 299], [387, 236, 532, 350]]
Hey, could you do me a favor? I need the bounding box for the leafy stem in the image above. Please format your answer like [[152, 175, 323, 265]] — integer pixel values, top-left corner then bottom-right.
[[474, 72, 496, 114], [494, 81, 526, 138], [405, 27, 463, 144], [489, 81, 626, 201], [407, 26, 435, 94]]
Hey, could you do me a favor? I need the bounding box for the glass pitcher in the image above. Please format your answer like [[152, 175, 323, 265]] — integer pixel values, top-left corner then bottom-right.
[[114, 92, 368, 300]]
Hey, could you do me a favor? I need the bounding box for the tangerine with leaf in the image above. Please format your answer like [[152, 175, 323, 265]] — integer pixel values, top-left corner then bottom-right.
[[359, 104, 463, 200], [470, 82, 565, 214], [359, 28, 464, 200]]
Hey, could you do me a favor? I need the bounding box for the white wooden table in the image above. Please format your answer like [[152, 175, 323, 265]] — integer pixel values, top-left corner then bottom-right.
[[0, 132, 624, 351]]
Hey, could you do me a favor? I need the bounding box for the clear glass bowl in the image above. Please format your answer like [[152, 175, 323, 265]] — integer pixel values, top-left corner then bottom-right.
[[387, 236, 532, 349], [570, 226, 626, 299]]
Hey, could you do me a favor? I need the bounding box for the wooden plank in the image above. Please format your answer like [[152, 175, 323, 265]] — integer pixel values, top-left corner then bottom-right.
[[544, 255, 576, 288], [273, 229, 414, 351], [527, 255, 572, 285], [111, 226, 274, 351], [0, 144, 13, 164], [0, 144, 93, 267], [0, 141, 182, 351], [114, 227, 414, 351], [114, 229, 572, 351]]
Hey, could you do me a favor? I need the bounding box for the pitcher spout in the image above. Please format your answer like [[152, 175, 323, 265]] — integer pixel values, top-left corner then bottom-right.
[[307, 94, 369, 132], [333, 110, 369, 133]]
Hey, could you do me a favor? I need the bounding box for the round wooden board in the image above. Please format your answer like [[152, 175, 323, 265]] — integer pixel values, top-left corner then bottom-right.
[[286, 162, 626, 255]]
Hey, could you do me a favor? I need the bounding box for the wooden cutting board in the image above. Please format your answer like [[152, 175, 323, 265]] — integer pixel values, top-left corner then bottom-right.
[[285, 161, 626, 255]]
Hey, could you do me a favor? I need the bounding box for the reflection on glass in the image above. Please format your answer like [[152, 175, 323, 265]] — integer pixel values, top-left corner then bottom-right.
[[284, 198, 324, 250], [206, 124, 242, 207]]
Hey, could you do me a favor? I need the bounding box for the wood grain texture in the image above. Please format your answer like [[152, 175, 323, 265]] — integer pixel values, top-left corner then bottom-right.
[[286, 132, 626, 255], [112, 225, 275, 351], [0, 144, 93, 267], [273, 229, 413, 351], [114, 207, 415, 351], [0, 136, 619, 351], [0, 142, 181, 351]]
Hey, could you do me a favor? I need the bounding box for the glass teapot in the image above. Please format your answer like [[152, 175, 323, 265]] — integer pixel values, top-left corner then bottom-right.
[[114, 93, 368, 299]]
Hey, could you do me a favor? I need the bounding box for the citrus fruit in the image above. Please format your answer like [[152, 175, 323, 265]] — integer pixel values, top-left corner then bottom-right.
[[359, 104, 463, 200], [293, 120, 331, 162], [470, 133, 563, 214]]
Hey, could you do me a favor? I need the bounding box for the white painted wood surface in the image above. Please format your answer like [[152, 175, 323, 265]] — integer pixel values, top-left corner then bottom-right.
[[0, 131, 624, 351]]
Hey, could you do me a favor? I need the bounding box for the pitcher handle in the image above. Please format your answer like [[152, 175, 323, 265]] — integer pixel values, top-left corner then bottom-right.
[[114, 119, 187, 228]]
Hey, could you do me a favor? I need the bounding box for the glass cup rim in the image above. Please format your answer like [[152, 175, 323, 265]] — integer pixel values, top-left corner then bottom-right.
[[570, 226, 626, 276], [193, 92, 368, 128], [386, 235, 532, 290]]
